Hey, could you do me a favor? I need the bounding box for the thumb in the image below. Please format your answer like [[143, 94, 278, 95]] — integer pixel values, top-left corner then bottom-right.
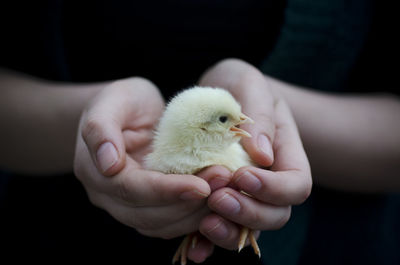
[[198, 58, 275, 167], [241, 106, 275, 167], [237, 79, 276, 168], [80, 90, 127, 177]]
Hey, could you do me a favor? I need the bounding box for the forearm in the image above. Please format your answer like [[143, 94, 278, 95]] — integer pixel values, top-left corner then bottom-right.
[[0, 69, 105, 175], [267, 76, 400, 192]]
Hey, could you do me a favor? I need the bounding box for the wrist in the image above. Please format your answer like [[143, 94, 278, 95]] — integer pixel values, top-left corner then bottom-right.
[[0, 69, 107, 174]]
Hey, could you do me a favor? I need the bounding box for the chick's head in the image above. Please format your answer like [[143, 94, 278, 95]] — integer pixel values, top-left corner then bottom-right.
[[156, 86, 253, 149]]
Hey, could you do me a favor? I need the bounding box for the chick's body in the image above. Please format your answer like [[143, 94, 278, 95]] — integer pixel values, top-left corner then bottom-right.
[[146, 130, 250, 175], [145, 87, 252, 174], [145, 86, 258, 264]]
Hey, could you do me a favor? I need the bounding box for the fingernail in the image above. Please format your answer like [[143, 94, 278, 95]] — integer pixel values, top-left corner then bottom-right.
[[180, 190, 209, 200], [206, 220, 229, 240], [258, 134, 274, 161], [209, 176, 229, 191], [96, 142, 118, 173], [235, 171, 261, 192], [215, 193, 241, 215]]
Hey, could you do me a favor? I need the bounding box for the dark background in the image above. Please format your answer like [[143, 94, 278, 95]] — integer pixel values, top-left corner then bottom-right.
[[1, 0, 399, 264]]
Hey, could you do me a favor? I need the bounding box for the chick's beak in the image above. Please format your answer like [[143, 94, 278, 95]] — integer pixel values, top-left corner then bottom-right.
[[230, 113, 254, 138]]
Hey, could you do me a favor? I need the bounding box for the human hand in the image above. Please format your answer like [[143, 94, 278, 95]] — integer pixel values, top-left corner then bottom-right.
[[73, 77, 211, 239], [195, 59, 312, 251]]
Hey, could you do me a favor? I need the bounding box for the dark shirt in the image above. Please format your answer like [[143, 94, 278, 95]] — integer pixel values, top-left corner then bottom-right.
[[0, 0, 284, 99]]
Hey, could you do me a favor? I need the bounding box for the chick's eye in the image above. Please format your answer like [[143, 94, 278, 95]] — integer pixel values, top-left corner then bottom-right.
[[219, 116, 228, 123]]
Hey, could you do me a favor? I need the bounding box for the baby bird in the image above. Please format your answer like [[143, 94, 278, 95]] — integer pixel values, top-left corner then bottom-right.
[[145, 86, 260, 264]]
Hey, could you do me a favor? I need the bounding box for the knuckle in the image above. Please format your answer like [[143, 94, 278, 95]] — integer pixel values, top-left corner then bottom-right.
[[111, 77, 159, 98], [214, 58, 247, 69], [133, 77, 158, 91], [117, 76, 154, 88], [81, 116, 101, 142]]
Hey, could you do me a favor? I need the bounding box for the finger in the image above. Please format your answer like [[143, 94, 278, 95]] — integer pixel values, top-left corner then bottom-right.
[[207, 188, 291, 230], [187, 234, 215, 263], [74, 131, 126, 197], [232, 98, 312, 205], [80, 107, 126, 177], [232, 166, 311, 206], [109, 157, 211, 206], [270, 97, 311, 176], [198, 59, 275, 167], [199, 213, 241, 250], [196, 165, 233, 191], [80, 85, 134, 176], [235, 71, 276, 168], [81, 78, 163, 177], [199, 213, 261, 250]]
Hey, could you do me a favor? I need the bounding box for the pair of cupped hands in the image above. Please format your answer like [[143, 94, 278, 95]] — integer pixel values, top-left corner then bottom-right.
[[74, 59, 312, 262]]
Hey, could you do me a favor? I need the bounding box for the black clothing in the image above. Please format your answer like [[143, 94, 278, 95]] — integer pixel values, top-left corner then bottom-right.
[[0, 0, 284, 99]]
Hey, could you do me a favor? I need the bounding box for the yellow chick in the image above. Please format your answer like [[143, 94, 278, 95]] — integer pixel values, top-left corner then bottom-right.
[[145, 86, 260, 264]]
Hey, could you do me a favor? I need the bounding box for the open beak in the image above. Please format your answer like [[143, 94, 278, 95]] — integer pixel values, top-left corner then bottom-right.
[[229, 113, 254, 138]]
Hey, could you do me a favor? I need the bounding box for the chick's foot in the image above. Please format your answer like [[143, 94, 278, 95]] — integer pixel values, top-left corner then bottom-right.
[[172, 232, 197, 265], [238, 226, 261, 258]]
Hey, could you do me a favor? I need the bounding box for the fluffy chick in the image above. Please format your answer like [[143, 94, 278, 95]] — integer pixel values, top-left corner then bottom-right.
[[145, 86, 260, 264]]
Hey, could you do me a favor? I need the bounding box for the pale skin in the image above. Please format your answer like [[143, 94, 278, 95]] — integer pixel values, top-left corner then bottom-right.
[[0, 68, 103, 174], [1, 58, 399, 263]]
